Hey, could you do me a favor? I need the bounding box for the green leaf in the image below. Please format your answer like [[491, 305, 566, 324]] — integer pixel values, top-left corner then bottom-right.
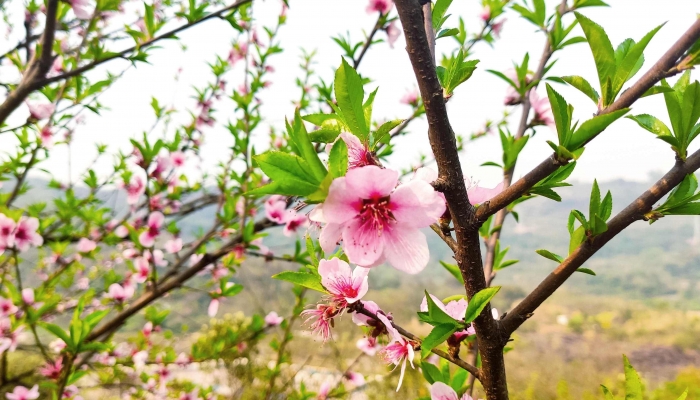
[[575, 12, 616, 103], [373, 119, 404, 145], [576, 268, 596, 276], [421, 323, 459, 357], [612, 25, 664, 97], [627, 114, 672, 136], [569, 226, 586, 254], [590, 179, 601, 223], [424, 290, 460, 325], [450, 368, 468, 393], [334, 58, 368, 139], [546, 84, 572, 146], [561, 75, 600, 104], [574, 0, 609, 8], [421, 361, 445, 384], [328, 139, 348, 178], [432, 0, 454, 29], [601, 385, 616, 400], [568, 108, 629, 150], [249, 152, 320, 196], [309, 129, 341, 143], [623, 355, 644, 400], [289, 110, 328, 181], [271, 271, 329, 293], [439, 261, 464, 285], [664, 202, 700, 215], [676, 389, 688, 400], [536, 249, 564, 263], [641, 85, 674, 98], [464, 287, 500, 323], [39, 322, 73, 349]]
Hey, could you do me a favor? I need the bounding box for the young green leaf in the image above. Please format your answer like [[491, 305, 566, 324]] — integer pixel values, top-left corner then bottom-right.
[[421, 323, 459, 357], [561, 75, 600, 104], [536, 249, 564, 263], [334, 58, 369, 139], [328, 139, 348, 178], [425, 290, 461, 325], [248, 152, 320, 197], [439, 261, 464, 285], [464, 286, 500, 323], [575, 12, 616, 103], [576, 268, 596, 276], [568, 108, 629, 150], [271, 271, 329, 293], [623, 355, 644, 400], [627, 114, 672, 136]]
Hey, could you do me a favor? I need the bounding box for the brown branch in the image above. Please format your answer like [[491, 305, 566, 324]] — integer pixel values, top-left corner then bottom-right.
[[501, 150, 700, 334], [393, 1, 506, 398], [353, 307, 481, 380], [475, 17, 700, 223]]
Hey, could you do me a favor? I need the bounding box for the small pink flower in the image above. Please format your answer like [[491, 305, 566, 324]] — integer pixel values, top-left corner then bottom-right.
[[39, 358, 63, 379], [345, 371, 366, 387], [107, 283, 133, 303], [14, 217, 43, 252], [164, 238, 182, 253], [27, 102, 54, 120], [151, 155, 172, 179], [300, 304, 337, 342], [0, 298, 18, 316], [317, 381, 332, 400], [170, 151, 186, 168], [312, 166, 445, 274], [366, 0, 393, 14], [319, 258, 369, 307], [479, 6, 491, 22], [377, 313, 414, 391], [465, 178, 504, 206], [265, 195, 287, 223], [76, 277, 89, 290], [336, 132, 378, 170], [264, 311, 283, 326], [5, 385, 39, 400], [529, 90, 555, 128], [70, 0, 91, 19], [114, 225, 129, 238], [0, 214, 16, 250], [283, 211, 308, 237], [139, 212, 164, 247], [400, 89, 419, 106], [124, 175, 145, 206], [39, 126, 54, 148], [50, 56, 63, 75], [76, 238, 96, 253], [133, 257, 150, 283], [21, 289, 34, 306], [250, 238, 271, 255], [228, 41, 248, 66], [208, 298, 219, 317], [386, 21, 401, 48], [430, 382, 474, 400], [356, 337, 381, 356], [491, 19, 506, 38]]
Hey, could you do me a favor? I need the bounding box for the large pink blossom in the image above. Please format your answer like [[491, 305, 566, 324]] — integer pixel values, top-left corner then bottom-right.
[[366, 0, 392, 14], [420, 294, 475, 338], [27, 102, 54, 120], [312, 166, 445, 274], [377, 313, 414, 391], [319, 258, 369, 307], [39, 126, 54, 149], [0, 214, 16, 250], [14, 217, 43, 252], [5, 385, 39, 400], [465, 178, 504, 206], [39, 358, 63, 379], [139, 212, 164, 247], [133, 257, 150, 283], [430, 382, 475, 400]]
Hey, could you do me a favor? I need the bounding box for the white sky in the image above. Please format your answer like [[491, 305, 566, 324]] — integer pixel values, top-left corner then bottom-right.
[[3, 0, 700, 187]]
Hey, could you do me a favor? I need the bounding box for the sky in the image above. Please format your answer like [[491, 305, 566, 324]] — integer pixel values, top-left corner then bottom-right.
[[2, 0, 700, 188]]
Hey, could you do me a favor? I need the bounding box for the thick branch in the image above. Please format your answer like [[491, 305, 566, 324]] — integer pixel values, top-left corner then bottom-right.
[[476, 17, 700, 223], [502, 150, 700, 334]]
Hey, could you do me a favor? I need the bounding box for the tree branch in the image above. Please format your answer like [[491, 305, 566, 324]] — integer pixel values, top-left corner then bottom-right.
[[501, 149, 700, 334]]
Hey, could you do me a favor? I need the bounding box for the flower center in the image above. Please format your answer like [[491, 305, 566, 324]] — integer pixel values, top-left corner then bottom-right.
[[359, 196, 394, 232]]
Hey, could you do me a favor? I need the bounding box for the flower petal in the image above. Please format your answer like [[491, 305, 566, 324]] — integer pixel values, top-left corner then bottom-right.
[[342, 218, 385, 267], [383, 225, 429, 274], [319, 222, 343, 253], [390, 180, 445, 227], [344, 166, 398, 199], [324, 177, 361, 224], [429, 382, 460, 400]]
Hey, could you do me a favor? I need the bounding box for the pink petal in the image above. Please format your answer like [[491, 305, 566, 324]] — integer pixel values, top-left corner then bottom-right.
[[430, 382, 460, 400], [382, 225, 429, 274], [318, 222, 343, 253], [208, 298, 219, 317], [318, 257, 352, 290], [139, 232, 155, 248], [390, 180, 445, 227], [341, 218, 385, 267], [148, 212, 165, 229], [376, 313, 402, 344], [323, 177, 361, 224], [344, 166, 398, 199], [444, 299, 468, 321], [467, 181, 504, 205], [419, 294, 447, 313]]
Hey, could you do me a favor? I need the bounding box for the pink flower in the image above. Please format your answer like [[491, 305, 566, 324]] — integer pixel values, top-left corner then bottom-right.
[[265, 195, 287, 223], [317, 381, 332, 400], [465, 178, 504, 206], [377, 313, 414, 391], [386, 21, 401, 48], [420, 294, 475, 338], [430, 382, 474, 400], [492, 19, 506, 38], [228, 41, 248, 66], [0, 298, 18, 316], [151, 155, 172, 179], [264, 311, 283, 326], [5, 385, 39, 400], [503, 68, 533, 105], [124, 175, 145, 205], [207, 298, 219, 317], [250, 237, 271, 255], [312, 166, 445, 274], [170, 151, 186, 168], [76, 238, 96, 253], [39, 358, 63, 379], [529, 90, 555, 128], [351, 300, 381, 326], [366, 0, 392, 14], [164, 238, 182, 253], [0, 325, 23, 354], [70, 0, 91, 19], [14, 217, 43, 252], [21, 289, 34, 306], [356, 337, 381, 356], [400, 89, 419, 106], [39, 126, 54, 148], [133, 257, 150, 283], [139, 212, 164, 247], [27, 102, 54, 120], [337, 132, 378, 170], [479, 6, 491, 22], [319, 258, 369, 306], [0, 215, 16, 250], [345, 371, 366, 387], [300, 304, 337, 342], [283, 211, 308, 237], [107, 283, 133, 303]]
